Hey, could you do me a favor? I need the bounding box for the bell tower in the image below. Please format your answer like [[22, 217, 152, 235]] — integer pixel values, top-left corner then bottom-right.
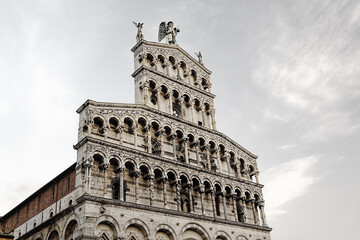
[[131, 29, 216, 129]]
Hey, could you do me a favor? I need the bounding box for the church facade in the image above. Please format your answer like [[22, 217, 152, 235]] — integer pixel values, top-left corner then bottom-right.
[[0, 23, 272, 240]]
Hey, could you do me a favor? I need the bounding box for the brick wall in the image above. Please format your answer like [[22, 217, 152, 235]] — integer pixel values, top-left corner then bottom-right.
[[2, 164, 75, 233]]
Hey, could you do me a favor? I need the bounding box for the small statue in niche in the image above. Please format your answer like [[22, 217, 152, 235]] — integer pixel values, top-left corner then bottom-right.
[[195, 51, 203, 65], [133, 21, 144, 42], [158, 21, 180, 45]]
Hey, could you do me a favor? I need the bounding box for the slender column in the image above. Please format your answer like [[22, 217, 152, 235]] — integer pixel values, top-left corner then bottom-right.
[[251, 199, 259, 225], [179, 97, 184, 117], [182, 138, 189, 164], [232, 194, 238, 222], [119, 166, 125, 201], [132, 126, 137, 150], [210, 109, 216, 130], [169, 92, 173, 114], [255, 171, 260, 184], [216, 148, 222, 172], [258, 201, 268, 226], [188, 183, 194, 213], [117, 125, 124, 145], [102, 162, 110, 195], [146, 125, 152, 153], [163, 177, 168, 208], [211, 188, 216, 218], [170, 134, 177, 160], [83, 158, 93, 193], [134, 169, 140, 203], [241, 197, 247, 223], [199, 186, 205, 215], [191, 100, 195, 122], [175, 179, 181, 211], [187, 101, 193, 122], [149, 174, 154, 206], [205, 145, 211, 170], [159, 130, 165, 157], [165, 61, 170, 76], [224, 151, 231, 176], [236, 162, 241, 178], [192, 141, 200, 166], [142, 82, 150, 106], [201, 106, 206, 126], [222, 191, 227, 220]]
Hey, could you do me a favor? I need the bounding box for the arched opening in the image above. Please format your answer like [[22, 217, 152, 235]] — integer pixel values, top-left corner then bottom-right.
[[48, 231, 59, 240], [203, 181, 212, 216], [145, 53, 155, 67], [180, 175, 190, 212], [167, 171, 177, 210], [124, 117, 134, 134], [198, 138, 206, 169], [65, 220, 79, 240], [124, 161, 136, 202], [125, 223, 147, 240], [209, 141, 217, 171], [214, 184, 222, 217], [93, 117, 105, 134]]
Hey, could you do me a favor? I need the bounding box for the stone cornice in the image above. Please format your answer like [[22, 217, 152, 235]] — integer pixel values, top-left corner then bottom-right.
[[76, 100, 258, 160], [131, 65, 216, 98], [77, 194, 272, 232], [131, 40, 212, 75], [73, 136, 263, 188]]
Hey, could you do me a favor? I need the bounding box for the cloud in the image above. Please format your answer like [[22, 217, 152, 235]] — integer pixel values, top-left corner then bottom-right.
[[262, 156, 318, 219]]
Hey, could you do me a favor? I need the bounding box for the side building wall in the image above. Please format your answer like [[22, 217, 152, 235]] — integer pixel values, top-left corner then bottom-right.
[[1, 164, 76, 235]]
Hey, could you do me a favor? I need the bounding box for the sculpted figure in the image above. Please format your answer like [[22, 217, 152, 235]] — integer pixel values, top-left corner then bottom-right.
[[133, 21, 144, 42], [195, 51, 203, 65], [158, 21, 180, 44]]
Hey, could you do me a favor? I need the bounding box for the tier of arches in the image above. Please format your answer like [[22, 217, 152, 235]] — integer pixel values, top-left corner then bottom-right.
[[86, 114, 259, 182], [81, 153, 267, 227], [36, 214, 263, 240], [139, 79, 215, 129], [139, 51, 211, 93]]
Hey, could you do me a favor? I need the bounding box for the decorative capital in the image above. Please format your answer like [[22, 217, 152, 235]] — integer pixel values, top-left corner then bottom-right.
[[133, 169, 140, 178]]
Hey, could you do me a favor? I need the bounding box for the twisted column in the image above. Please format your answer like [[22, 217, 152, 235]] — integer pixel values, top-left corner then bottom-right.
[[175, 178, 181, 211], [211, 188, 217, 218], [232, 193, 238, 222], [205, 145, 211, 170], [182, 137, 189, 164], [149, 174, 154, 206]]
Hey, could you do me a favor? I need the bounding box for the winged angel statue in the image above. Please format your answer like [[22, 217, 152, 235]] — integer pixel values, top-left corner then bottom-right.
[[158, 21, 180, 45], [133, 21, 144, 42]]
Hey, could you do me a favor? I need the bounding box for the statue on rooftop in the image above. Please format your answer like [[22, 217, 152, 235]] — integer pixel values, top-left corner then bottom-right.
[[195, 51, 203, 65], [133, 21, 144, 42], [158, 21, 180, 45]]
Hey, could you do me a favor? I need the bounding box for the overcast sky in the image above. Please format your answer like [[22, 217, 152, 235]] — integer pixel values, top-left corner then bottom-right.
[[1, 1, 359, 239]]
